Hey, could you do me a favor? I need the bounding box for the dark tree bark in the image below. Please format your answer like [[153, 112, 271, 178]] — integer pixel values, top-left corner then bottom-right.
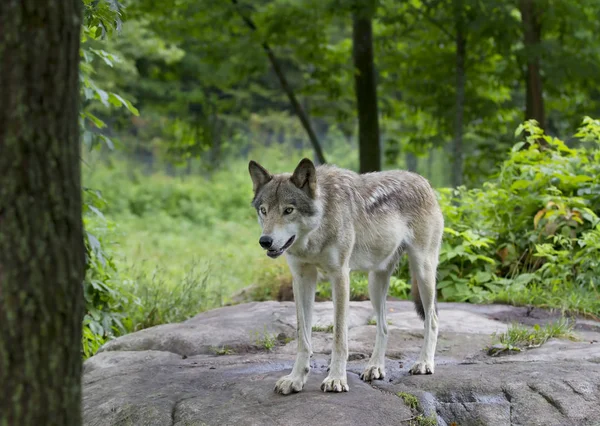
[[452, 0, 466, 187], [0, 1, 85, 425], [232, 0, 327, 165], [520, 0, 545, 129], [406, 152, 418, 173], [427, 147, 435, 180], [352, 2, 382, 173]]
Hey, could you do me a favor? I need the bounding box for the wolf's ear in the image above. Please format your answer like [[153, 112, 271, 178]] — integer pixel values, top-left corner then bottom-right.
[[291, 158, 317, 198], [249, 160, 272, 194]]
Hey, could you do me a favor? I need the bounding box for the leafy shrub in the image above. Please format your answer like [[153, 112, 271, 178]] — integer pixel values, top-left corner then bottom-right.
[[82, 189, 132, 358], [429, 117, 600, 315]]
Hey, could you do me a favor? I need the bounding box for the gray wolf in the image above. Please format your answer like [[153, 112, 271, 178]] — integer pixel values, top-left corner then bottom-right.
[[248, 158, 443, 394]]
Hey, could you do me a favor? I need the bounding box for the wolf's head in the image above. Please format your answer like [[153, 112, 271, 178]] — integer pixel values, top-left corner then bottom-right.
[[248, 158, 320, 258]]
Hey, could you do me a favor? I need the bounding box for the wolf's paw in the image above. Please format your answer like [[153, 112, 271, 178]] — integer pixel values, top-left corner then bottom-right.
[[409, 360, 434, 375], [274, 374, 305, 395], [320, 375, 349, 392], [360, 364, 385, 382]]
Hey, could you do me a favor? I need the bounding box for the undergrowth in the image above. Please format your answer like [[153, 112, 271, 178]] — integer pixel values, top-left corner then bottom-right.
[[429, 118, 600, 316], [80, 118, 600, 359]]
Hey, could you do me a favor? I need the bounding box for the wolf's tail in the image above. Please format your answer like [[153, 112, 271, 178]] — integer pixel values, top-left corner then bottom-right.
[[411, 276, 437, 321]]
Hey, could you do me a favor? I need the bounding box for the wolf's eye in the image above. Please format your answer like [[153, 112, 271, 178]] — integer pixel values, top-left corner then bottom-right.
[[260, 207, 267, 215], [283, 207, 294, 215]]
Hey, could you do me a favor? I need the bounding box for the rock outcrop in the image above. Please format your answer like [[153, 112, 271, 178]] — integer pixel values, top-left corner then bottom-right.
[[83, 301, 600, 425]]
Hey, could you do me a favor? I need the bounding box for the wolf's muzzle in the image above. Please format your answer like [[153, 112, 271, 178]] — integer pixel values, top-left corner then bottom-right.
[[266, 235, 296, 259]]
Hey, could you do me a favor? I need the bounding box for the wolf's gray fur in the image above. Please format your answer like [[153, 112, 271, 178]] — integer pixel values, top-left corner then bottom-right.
[[249, 158, 443, 394]]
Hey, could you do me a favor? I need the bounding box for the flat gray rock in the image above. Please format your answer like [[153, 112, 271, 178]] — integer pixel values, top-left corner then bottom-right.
[[84, 301, 600, 426]]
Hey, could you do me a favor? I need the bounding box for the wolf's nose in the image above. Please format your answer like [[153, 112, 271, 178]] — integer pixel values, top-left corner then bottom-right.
[[259, 236, 273, 249]]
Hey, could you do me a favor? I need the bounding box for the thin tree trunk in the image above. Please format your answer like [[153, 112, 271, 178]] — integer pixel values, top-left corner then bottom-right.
[[0, 1, 85, 425], [231, 0, 326, 164], [211, 115, 222, 167], [520, 0, 545, 129], [406, 152, 418, 172], [427, 147, 434, 181], [352, 3, 382, 173], [452, 0, 466, 188]]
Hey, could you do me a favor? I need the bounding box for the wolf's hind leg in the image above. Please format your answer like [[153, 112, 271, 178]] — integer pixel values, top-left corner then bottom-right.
[[360, 268, 393, 382], [407, 246, 439, 375]]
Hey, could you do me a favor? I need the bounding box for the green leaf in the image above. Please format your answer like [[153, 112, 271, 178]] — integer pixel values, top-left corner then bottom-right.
[[510, 180, 530, 191], [512, 141, 525, 152], [96, 89, 109, 107], [108, 93, 139, 116], [84, 112, 106, 129], [87, 205, 105, 220], [514, 125, 525, 138]]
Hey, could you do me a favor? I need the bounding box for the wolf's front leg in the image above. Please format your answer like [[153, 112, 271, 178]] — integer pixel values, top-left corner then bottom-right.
[[321, 267, 350, 392], [274, 258, 317, 395]]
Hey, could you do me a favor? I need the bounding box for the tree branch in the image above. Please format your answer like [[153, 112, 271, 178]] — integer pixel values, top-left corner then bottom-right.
[[406, 3, 454, 40], [231, 0, 327, 164]]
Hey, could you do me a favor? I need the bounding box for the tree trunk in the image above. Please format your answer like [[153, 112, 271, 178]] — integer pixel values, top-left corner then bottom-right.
[[352, 3, 382, 173], [520, 0, 545, 129], [0, 1, 85, 425], [452, 0, 466, 188], [406, 152, 418, 172], [427, 147, 435, 181]]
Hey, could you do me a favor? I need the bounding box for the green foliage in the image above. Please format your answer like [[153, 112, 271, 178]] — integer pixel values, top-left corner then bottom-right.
[[431, 118, 600, 315], [74, 0, 600, 186], [396, 391, 437, 425], [397, 392, 420, 411], [487, 319, 577, 356], [82, 189, 131, 358], [409, 415, 438, 426], [80, 0, 142, 358], [81, 0, 138, 152], [253, 326, 277, 351], [122, 260, 215, 331]]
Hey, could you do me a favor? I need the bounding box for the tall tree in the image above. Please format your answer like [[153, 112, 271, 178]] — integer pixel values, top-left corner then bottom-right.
[[452, 0, 466, 187], [0, 1, 85, 425], [352, 0, 381, 173], [520, 0, 545, 129]]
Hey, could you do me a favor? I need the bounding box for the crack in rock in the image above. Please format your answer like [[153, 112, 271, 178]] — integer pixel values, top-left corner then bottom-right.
[[501, 387, 513, 425], [562, 379, 597, 402], [528, 383, 566, 416]]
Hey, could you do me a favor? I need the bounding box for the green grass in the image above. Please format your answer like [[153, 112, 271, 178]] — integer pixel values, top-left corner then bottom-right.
[[312, 324, 334, 333], [487, 318, 577, 356], [396, 392, 437, 425], [212, 346, 235, 355], [397, 392, 420, 411], [367, 318, 392, 326], [82, 154, 296, 331], [253, 326, 277, 351]]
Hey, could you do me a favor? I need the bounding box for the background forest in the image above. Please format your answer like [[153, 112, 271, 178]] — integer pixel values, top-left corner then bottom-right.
[[80, 0, 600, 358]]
